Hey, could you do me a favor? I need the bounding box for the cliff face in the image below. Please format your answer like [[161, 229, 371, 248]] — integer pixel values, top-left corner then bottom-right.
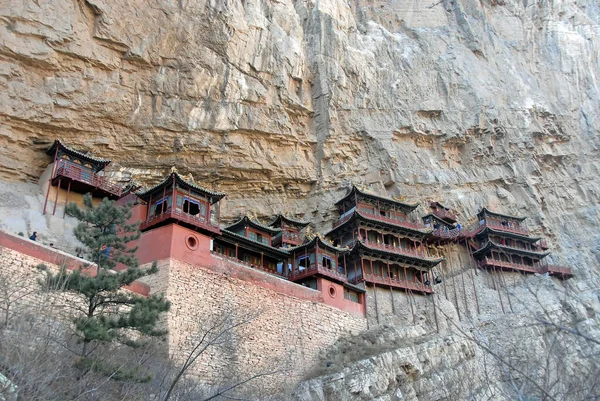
[[1, 0, 599, 398]]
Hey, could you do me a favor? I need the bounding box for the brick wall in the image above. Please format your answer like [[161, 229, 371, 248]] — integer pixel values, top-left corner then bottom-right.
[[154, 256, 367, 394]]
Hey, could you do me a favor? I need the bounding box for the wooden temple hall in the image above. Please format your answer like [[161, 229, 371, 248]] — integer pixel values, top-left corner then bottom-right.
[[43, 140, 127, 215], [37, 140, 574, 316]]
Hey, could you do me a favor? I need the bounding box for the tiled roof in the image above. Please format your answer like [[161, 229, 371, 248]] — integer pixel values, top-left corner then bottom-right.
[[268, 214, 310, 228], [219, 229, 290, 257], [225, 215, 282, 235], [47, 139, 112, 166], [472, 240, 549, 258], [335, 185, 419, 212], [477, 207, 527, 222], [137, 172, 226, 204], [285, 235, 350, 254]]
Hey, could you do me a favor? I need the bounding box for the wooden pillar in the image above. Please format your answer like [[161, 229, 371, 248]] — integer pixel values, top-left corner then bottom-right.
[[146, 193, 153, 221], [260, 252, 264, 268], [52, 178, 61, 216], [370, 258, 374, 275], [161, 185, 167, 214], [361, 257, 365, 278], [43, 146, 60, 215], [343, 253, 347, 276], [63, 180, 72, 218], [235, 243, 239, 259]]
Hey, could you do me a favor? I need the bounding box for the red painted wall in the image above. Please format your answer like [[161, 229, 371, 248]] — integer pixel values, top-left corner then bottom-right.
[[0, 230, 149, 296], [317, 278, 366, 316]]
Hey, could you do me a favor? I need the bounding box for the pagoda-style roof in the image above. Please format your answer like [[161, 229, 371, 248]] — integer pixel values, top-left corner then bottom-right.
[[287, 235, 350, 255], [335, 185, 419, 213], [225, 215, 281, 236], [218, 229, 289, 259], [422, 213, 455, 227], [472, 240, 550, 259], [137, 172, 226, 204], [430, 201, 451, 210], [268, 214, 310, 228], [477, 207, 526, 222], [47, 139, 111, 172], [350, 241, 444, 270], [327, 209, 432, 239], [474, 225, 541, 242]]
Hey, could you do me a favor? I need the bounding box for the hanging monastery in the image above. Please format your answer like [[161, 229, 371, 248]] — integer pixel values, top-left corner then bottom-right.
[[34, 140, 573, 317], [0, 139, 576, 389]]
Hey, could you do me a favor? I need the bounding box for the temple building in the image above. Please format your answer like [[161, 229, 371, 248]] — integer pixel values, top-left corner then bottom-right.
[[326, 186, 444, 295], [269, 214, 308, 248], [423, 201, 461, 243], [469, 208, 573, 279], [214, 215, 289, 276], [135, 171, 225, 236], [287, 235, 365, 314], [43, 139, 124, 215]]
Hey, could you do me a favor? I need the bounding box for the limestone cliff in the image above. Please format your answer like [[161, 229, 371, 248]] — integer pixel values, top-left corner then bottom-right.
[[1, 0, 599, 399]]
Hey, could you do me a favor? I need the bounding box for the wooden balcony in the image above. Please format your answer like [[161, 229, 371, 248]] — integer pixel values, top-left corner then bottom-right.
[[289, 263, 348, 283], [431, 227, 461, 240], [477, 257, 541, 274], [360, 209, 429, 231], [485, 220, 529, 236], [350, 272, 433, 294], [543, 264, 573, 279], [333, 210, 429, 232], [430, 206, 457, 222], [273, 231, 303, 246], [360, 240, 436, 261], [140, 208, 221, 235], [53, 160, 123, 198]]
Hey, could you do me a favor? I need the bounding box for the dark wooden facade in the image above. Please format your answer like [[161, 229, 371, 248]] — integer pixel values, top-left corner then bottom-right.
[[327, 186, 442, 294], [137, 172, 225, 235], [43, 139, 124, 215], [469, 208, 572, 279], [269, 214, 308, 248]]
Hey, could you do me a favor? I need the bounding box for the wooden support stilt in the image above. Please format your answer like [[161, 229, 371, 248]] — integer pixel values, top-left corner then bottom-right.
[[493, 267, 506, 314], [432, 291, 439, 333], [373, 282, 380, 325], [52, 178, 61, 216], [448, 257, 462, 321], [63, 180, 71, 218], [465, 239, 481, 315]]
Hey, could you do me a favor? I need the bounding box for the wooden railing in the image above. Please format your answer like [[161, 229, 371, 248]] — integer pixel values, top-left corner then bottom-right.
[[543, 264, 573, 277], [289, 263, 348, 282], [485, 220, 529, 236], [333, 213, 354, 228], [334, 209, 429, 231], [477, 257, 541, 273], [431, 227, 461, 239], [358, 240, 439, 261], [359, 209, 429, 231], [140, 208, 221, 234], [273, 231, 303, 245], [350, 272, 433, 293], [54, 160, 123, 197]]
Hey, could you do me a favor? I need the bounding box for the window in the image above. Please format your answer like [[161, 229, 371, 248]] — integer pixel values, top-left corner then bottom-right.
[[322, 256, 333, 269], [298, 256, 310, 270], [344, 289, 359, 303], [183, 198, 201, 216], [380, 209, 386, 216], [257, 233, 263, 243], [153, 196, 171, 216]]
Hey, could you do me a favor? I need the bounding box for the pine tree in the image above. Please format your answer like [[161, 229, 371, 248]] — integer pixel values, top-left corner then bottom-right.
[[43, 194, 170, 380]]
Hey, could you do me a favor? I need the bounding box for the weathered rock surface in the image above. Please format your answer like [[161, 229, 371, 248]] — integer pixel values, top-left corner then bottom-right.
[[1, 0, 599, 399]]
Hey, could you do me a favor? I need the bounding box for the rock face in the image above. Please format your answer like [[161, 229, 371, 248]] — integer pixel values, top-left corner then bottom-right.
[[1, 0, 599, 399]]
